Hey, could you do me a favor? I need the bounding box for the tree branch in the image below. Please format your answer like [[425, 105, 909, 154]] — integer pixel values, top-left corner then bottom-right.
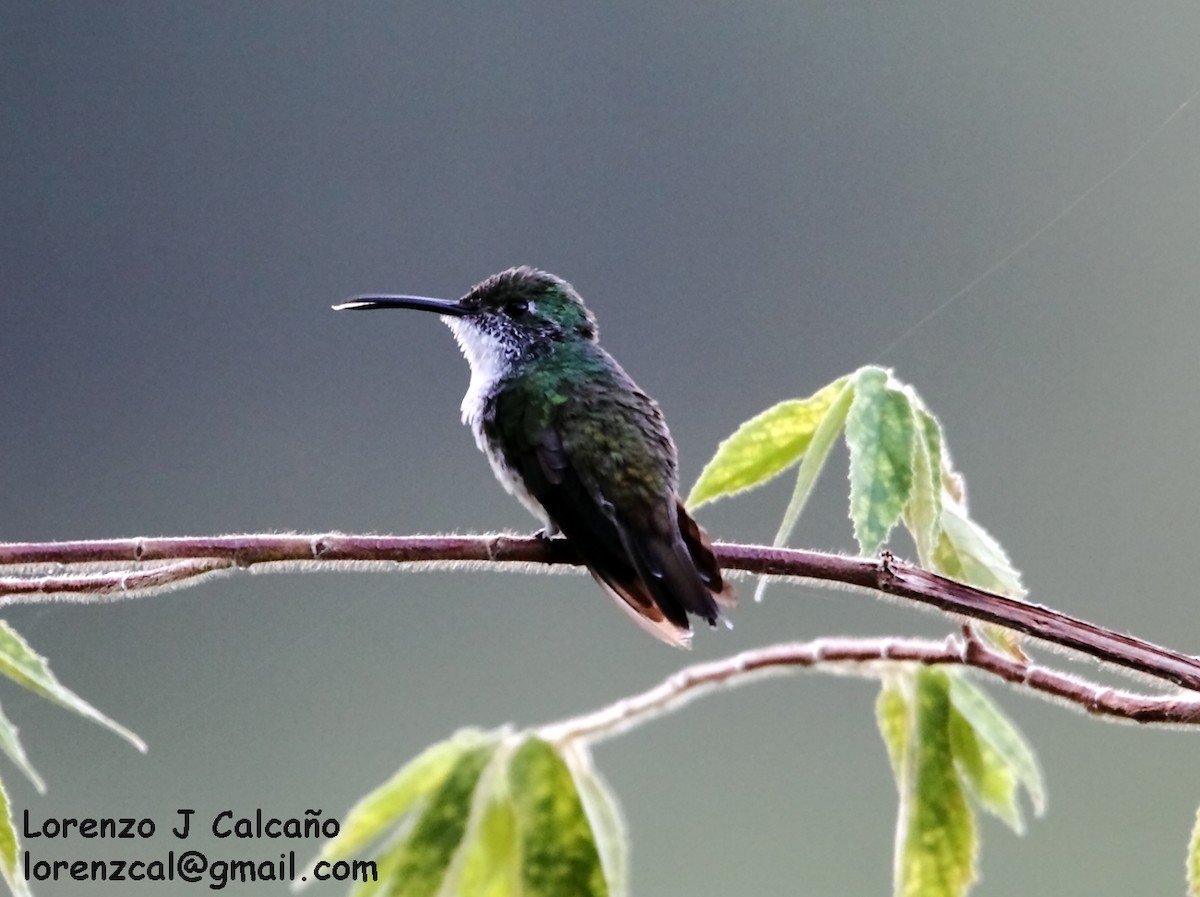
[[2, 533, 1198, 695], [538, 635, 1200, 746], [0, 558, 233, 601]]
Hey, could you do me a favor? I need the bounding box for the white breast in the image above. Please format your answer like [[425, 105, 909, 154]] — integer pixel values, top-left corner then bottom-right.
[[444, 318, 508, 423], [443, 318, 550, 526]]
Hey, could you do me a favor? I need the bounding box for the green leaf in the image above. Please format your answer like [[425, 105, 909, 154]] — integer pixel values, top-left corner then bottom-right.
[[455, 788, 520, 897], [948, 677, 1045, 819], [846, 367, 916, 556], [904, 409, 944, 566], [307, 731, 624, 897], [563, 744, 628, 897], [932, 501, 1027, 654], [687, 377, 849, 508], [0, 775, 31, 897], [1187, 802, 1200, 897], [876, 678, 910, 784], [308, 727, 499, 874], [0, 621, 144, 753], [918, 409, 944, 501], [0, 701, 44, 794], [384, 740, 500, 897], [948, 706, 1022, 833], [509, 736, 608, 897], [753, 378, 856, 602], [932, 503, 1025, 599], [897, 669, 978, 897]]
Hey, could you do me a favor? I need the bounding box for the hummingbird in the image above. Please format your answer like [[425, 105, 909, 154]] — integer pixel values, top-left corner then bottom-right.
[[334, 266, 735, 646]]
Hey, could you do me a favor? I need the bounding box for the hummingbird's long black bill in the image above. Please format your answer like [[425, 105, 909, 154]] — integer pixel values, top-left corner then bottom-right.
[[332, 295, 470, 316]]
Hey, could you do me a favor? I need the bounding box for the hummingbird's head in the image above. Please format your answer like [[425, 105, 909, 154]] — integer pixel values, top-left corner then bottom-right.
[[457, 266, 597, 345], [335, 266, 598, 373]]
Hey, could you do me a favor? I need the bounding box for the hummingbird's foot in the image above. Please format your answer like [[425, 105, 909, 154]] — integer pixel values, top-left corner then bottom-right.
[[532, 524, 561, 541]]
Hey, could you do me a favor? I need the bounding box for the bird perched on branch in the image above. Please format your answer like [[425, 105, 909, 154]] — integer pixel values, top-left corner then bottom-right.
[[336, 267, 735, 646]]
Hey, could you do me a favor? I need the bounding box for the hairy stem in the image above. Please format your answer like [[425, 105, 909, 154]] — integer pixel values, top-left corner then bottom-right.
[[2, 533, 1199, 695], [537, 635, 1200, 746]]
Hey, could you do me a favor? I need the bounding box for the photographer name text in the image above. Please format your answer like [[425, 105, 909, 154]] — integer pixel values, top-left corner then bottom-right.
[[25, 808, 340, 841], [20, 808, 377, 890]]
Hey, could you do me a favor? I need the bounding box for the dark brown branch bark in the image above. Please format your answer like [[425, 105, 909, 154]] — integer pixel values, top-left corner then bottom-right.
[[2, 533, 1198, 696]]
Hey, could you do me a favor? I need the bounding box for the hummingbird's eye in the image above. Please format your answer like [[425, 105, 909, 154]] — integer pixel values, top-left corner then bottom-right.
[[506, 299, 529, 317]]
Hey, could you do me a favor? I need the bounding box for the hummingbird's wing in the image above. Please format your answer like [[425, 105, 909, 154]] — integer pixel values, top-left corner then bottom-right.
[[528, 426, 695, 646], [492, 386, 734, 646]]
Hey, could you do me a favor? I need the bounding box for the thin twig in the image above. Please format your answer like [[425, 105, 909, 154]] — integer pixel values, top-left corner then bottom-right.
[[1, 533, 1198, 695], [0, 558, 233, 602], [537, 636, 1200, 746]]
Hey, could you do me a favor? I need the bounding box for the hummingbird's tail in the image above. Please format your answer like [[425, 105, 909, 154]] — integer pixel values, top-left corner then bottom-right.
[[676, 501, 737, 611], [525, 439, 735, 646], [588, 501, 736, 648]]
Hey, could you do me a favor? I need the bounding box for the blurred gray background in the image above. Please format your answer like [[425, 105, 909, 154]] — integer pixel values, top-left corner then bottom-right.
[[3, 2, 1200, 894]]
